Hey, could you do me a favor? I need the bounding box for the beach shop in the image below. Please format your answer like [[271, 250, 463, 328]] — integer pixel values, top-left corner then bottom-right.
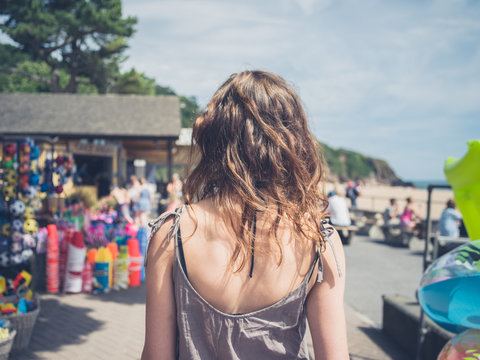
[[0, 93, 182, 353], [0, 93, 182, 200]]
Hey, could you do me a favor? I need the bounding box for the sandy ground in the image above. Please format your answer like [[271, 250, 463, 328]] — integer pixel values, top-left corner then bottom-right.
[[326, 183, 454, 220]]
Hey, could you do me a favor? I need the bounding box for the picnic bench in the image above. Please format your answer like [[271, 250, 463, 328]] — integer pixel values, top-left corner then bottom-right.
[[380, 223, 413, 247], [350, 208, 382, 236], [332, 224, 359, 245]]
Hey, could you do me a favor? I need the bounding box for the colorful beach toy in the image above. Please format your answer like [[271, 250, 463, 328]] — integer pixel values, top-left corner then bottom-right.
[[444, 139, 480, 241], [418, 240, 480, 333], [437, 328, 480, 359], [94, 247, 112, 293]]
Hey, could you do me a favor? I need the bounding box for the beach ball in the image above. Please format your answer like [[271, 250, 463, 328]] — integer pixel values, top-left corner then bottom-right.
[[23, 206, 34, 219], [23, 219, 38, 235], [0, 253, 9, 267], [12, 231, 23, 243], [22, 186, 37, 200], [12, 219, 23, 232], [10, 200, 25, 217], [437, 328, 480, 359], [21, 249, 33, 262], [418, 240, 480, 333], [10, 253, 22, 265], [4, 170, 17, 184], [22, 234, 36, 249], [2, 186, 15, 199], [11, 242, 22, 253]]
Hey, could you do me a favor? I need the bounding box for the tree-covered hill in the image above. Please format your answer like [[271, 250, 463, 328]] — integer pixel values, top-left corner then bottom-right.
[[320, 142, 403, 185]]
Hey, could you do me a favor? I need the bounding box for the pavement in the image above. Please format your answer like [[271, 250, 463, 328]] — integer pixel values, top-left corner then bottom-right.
[[9, 284, 410, 360]]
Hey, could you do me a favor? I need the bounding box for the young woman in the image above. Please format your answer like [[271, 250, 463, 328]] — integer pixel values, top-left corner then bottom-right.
[[134, 178, 153, 227], [142, 71, 349, 359]]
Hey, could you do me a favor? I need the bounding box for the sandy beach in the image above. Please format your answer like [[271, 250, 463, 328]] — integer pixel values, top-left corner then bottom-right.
[[327, 183, 454, 220]]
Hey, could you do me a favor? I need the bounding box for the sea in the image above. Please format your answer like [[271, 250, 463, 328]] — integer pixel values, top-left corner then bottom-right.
[[408, 179, 450, 189]]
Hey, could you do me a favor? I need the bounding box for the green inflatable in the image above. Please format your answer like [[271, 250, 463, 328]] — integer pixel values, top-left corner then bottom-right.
[[444, 140, 480, 241]]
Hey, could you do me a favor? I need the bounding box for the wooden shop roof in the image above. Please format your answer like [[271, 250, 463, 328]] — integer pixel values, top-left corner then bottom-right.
[[0, 93, 181, 140]]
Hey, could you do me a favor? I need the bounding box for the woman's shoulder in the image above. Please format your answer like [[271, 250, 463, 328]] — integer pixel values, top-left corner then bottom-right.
[[146, 211, 179, 267]]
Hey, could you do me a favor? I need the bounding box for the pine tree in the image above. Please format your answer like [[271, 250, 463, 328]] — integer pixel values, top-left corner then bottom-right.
[[0, 0, 137, 93]]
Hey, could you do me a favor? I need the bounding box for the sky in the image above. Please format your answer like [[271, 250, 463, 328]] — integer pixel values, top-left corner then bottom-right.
[[120, 0, 480, 181], [3, 1, 478, 181]]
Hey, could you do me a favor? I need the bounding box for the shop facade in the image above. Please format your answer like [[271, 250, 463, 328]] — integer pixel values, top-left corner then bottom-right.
[[0, 93, 182, 201]]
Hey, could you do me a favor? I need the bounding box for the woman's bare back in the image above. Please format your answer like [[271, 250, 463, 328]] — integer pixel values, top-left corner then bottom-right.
[[178, 198, 318, 314]]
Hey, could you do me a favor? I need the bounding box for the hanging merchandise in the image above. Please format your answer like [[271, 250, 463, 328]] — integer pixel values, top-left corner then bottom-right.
[[0, 139, 41, 268], [39, 150, 75, 197]]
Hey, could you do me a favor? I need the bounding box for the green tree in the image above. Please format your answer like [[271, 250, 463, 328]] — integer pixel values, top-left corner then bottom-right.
[[179, 95, 200, 128], [0, 0, 137, 93], [110, 68, 155, 95], [155, 84, 200, 128], [0, 43, 97, 93], [154, 84, 176, 96]]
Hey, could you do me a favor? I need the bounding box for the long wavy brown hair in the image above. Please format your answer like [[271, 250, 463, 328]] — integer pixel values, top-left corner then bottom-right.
[[184, 70, 329, 271]]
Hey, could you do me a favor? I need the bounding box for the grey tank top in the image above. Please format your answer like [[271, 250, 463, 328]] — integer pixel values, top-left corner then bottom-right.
[[147, 205, 340, 360]]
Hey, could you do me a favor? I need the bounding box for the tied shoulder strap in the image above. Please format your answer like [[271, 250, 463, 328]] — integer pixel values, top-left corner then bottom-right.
[[316, 219, 343, 282], [145, 206, 185, 267]]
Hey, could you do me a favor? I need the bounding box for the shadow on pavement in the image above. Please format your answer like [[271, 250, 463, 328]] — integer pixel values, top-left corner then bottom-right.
[[369, 239, 407, 248], [85, 282, 146, 305], [16, 298, 104, 358], [357, 326, 410, 360]]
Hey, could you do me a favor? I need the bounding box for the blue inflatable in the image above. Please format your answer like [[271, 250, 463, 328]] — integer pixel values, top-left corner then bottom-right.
[[418, 240, 480, 333]]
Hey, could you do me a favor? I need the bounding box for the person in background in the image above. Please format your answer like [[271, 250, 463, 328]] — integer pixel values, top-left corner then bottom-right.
[[327, 190, 352, 227], [128, 175, 141, 213], [400, 197, 422, 232], [345, 181, 360, 208], [166, 173, 183, 200], [110, 182, 134, 224], [133, 178, 153, 227], [166, 173, 184, 211], [383, 198, 399, 226], [438, 199, 462, 237], [142, 70, 348, 360]]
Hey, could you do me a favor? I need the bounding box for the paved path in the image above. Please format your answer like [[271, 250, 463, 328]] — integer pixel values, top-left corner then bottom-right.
[[8, 282, 409, 360]]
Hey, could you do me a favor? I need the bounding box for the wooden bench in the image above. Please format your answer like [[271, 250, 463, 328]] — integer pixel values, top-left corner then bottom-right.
[[381, 223, 412, 247], [332, 224, 359, 245], [350, 208, 382, 236]]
